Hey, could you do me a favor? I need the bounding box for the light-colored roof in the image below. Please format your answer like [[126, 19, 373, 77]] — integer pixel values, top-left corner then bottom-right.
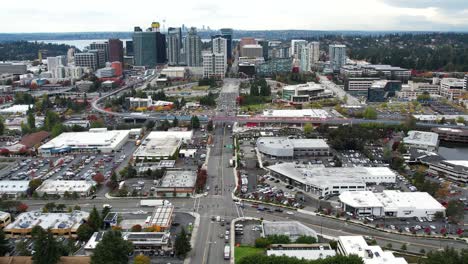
[[146, 131, 193, 142], [159, 170, 196, 188], [0, 181, 29, 193], [257, 137, 329, 149], [263, 221, 317, 240], [134, 137, 181, 158], [0, 104, 33, 114], [339, 190, 445, 211], [403, 131, 439, 148], [262, 109, 331, 118], [267, 245, 336, 260], [36, 180, 94, 193], [5, 210, 88, 231], [445, 160, 468, 167], [148, 205, 174, 227], [283, 82, 324, 92], [40, 129, 130, 151], [338, 236, 408, 264]]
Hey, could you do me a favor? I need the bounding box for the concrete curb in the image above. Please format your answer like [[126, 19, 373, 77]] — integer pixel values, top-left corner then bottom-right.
[[184, 212, 200, 264], [230, 217, 261, 264]]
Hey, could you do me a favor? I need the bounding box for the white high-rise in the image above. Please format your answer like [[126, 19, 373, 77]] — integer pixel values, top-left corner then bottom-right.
[[329, 44, 346, 71], [299, 45, 310, 72], [167, 27, 182, 66], [47, 56, 67, 71], [183, 28, 202, 67], [290, 39, 307, 58], [203, 52, 226, 79], [212, 36, 227, 65], [308, 42, 320, 64]]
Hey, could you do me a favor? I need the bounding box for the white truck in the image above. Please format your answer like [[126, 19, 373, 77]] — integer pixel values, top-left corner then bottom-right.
[[140, 199, 171, 207]]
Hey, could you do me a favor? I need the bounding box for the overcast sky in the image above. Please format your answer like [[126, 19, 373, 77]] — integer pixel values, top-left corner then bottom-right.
[[2, 0, 468, 32]]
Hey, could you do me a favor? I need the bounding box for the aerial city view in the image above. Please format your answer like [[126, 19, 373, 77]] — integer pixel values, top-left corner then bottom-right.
[[0, 1, 467, 264]]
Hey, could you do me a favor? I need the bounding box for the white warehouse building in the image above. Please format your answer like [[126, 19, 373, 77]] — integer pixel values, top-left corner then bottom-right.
[[39, 128, 131, 156], [339, 190, 445, 218], [257, 137, 330, 157], [403, 130, 439, 152], [267, 163, 396, 197]]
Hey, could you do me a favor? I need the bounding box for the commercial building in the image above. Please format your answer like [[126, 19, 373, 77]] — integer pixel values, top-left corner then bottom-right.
[[0, 181, 29, 198], [4, 210, 89, 237], [262, 221, 318, 241], [39, 128, 130, 156], [145, 131, 193, 143], [133, 137, 181, 161], [440, 78, 465, 100], [267, 244, 336, 260], [0, 211, 11, 229], [341, 64, 411, 81], [161, 67, 186, 79], [203, 52, 226, 79], [212, 36, 227, 65], [329, 44, 346, 71], [431, 127, 468, 144], [133, 24, 167, 67], [146, 205, 174, 231], [35, 180, 95, 197], [74, 52, 98, 70], [47, 56, 67, 71], [183, 28, 202, 67], [241, 44, 263, 58], [240, 37, 257, 47], [156, 170, 196, 197], [95, 67, 115, 78], [0, 104, 33, 115], [344, 78, 380, 97], [167, 27, 182, 66], [290, 40, 307, 58], [257, 137, 329, 157], [111, 61, 123, 77], [257, 58, 293, 76], [367, 80, 402, 102], [88, 49, 105, 69], [339, 190, 445, 218], [89, 42, 109, 63], [219, 28, 233, 62], [403, 130, 439, 151], [338, 236, 408, 264], [108, 39, 124, 63], [397, 81, 440, 100], [261, 109, 331, 119], [84, 231, 171, 255], [126, 40, 134, 56], [427, 160, 468, 183], [282, 82, 333, 103], [268, 163, 396, 197], [0, 63, 27, 74]]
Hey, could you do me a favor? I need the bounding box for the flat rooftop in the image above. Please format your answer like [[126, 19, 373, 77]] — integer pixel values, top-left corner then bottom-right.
[[0, 104, 33, 114], [339, 190, 445, 211], [0, 181, 30, 193], [40, 129, 130, 150], [267, 244, 336, 260], [36, 180, 94, 193], [146, 131, 193, 142], [262, 109, 331, 119], [268, 163, 395, 187], [257, 137, 329, 149], [263, 221, 317, 240], [339, 236, 408, 264], [5, 210, 88, 231], [148, 205, 174, 227], [403, 130, 439, 147], [134, 137, 181, 158], [159, 170, 196, 188], [445, 160, 468, 168]]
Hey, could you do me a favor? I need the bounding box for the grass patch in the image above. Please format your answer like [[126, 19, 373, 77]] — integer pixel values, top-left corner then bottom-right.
[[393, 252, 424, 264], [191, 85, 209, 91], [240, 104, 268, 113], [235, 246, 264, 264]]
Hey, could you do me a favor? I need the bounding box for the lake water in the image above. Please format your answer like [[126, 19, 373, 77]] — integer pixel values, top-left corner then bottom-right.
[[438, 144, 468, 160]]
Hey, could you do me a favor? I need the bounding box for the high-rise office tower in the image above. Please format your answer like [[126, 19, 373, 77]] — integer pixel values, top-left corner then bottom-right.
[[220, 28, 233, 62], [47, 56, 67, 71], [184, 27, 202, 67], [203, 52, 226, 79], [90, 42, 109, 62], [300, 45, 310, 72], [108, 39, 124, 63], [258, 40, 269, 60], [308, 42, 320, 64], [75, 53, 98, 70], [125, 40, 134, 56], [212, 36, 227, 68], [133, 23, 167, 67], [88, 49, 105, 69], [290, 39, 307, 58], [167, 27, 182, 65], [329, 44, 346, 71]]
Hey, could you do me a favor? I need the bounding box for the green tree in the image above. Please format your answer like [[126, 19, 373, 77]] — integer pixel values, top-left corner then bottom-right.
[[191, 116, 200, 129], [207, 120, 214, 132], [91, 231, 133, 264], [27, 110, 36, 130], [295, 235, 317, 244], [303, 123, 314, 136], [51, 123, 64, 137], [44, 110, 61, 131], [174, 227, 191, 258], [421, 247, 468, 264], [173, 117, 179, 127], [363, 107, 377, 119], [456, 116, 465, 124], [77, 224, 94, 241], [28, 179, 43, 193], [446, 200, 464, 223], [0, 118, 5, 135], [267, 234, 291, 244], [0, 230, 10, 256], [16, 240, 31, 256], [238, 254, 364, 264], [88, 206, 103, 232], [32, 227, 61, 264]]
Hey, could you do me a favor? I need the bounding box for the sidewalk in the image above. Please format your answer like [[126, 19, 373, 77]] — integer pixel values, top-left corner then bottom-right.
[[184, 212, 200, 264]]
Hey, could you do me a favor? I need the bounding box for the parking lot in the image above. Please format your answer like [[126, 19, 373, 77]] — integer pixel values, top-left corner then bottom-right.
[[233, 220, 261, 245]]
